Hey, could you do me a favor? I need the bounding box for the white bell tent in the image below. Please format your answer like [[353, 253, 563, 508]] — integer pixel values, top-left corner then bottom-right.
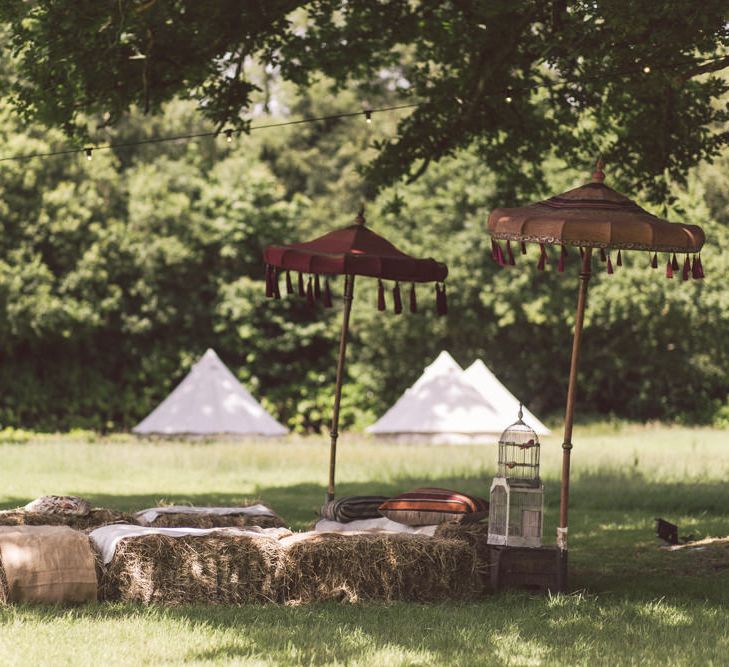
[[366, 351, 548, 444], [133, 349, 287, 437], [463, 359, 549, 436]]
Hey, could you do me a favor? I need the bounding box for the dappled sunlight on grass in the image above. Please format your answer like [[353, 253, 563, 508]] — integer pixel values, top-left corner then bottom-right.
[[0, 424, 728, 663]]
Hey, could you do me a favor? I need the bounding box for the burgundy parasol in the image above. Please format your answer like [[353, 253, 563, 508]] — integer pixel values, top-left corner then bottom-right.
[[264, 208, 448, 501], [487, 161, 706, 591]]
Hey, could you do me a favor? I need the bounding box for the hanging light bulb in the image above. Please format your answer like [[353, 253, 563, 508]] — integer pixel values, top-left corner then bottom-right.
[[505, 95, 513, 103], [84, 148, 92, 161], [643, 65, 651, 74], [224, 129, 233, 143], [364, 109, 372, 124]]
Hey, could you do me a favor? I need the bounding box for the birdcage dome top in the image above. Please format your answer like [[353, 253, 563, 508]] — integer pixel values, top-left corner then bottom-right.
[[499, 404, 540, 447]]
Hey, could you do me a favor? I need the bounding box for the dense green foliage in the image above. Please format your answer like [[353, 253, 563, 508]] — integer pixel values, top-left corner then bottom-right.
[[0, 72, 727, 430], [1, 426, 729, 665], [2, 2, 729, 201]]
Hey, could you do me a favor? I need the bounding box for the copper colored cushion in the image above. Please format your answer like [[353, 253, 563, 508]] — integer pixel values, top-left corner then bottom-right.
[[378, 488, 489, 527]]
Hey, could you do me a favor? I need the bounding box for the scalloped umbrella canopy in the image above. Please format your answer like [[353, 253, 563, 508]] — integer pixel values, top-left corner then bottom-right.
[[485, 162, 707, 592], [263, 210, 448, 502], [488, 164, 705, 253], [264, 219, 448, 282]]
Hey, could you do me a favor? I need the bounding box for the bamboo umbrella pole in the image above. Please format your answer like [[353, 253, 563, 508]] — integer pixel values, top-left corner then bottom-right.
[[326, 273, 356, 502], [557, 246, 592, 591]]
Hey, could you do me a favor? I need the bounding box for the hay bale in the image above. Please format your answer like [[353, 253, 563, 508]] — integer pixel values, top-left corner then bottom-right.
[[99, 534, 286, 605], [0, 552, 8, 605], [282, 532, 484, 604], [143, 512, 285, 529], [435, 521, 493, 589], [0, 508, 136, 530]]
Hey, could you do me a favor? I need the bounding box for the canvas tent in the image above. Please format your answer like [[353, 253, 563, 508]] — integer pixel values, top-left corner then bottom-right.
[[463, 360, 549, 436], [133, 349, 287, 437], [366, 351, 548, 444]]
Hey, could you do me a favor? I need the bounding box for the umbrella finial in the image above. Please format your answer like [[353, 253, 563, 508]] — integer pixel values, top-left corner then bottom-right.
[[355, 205, 366, 226], [592, 158, 606, 183], [518, 402, 523, 421]]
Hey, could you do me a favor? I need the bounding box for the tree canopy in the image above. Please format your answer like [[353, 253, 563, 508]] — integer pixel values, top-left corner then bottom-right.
[[2, 1, 729, 202]]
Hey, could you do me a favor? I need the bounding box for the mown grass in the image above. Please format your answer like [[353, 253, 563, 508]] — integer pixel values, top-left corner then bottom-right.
[[0, 424, 728, 666]]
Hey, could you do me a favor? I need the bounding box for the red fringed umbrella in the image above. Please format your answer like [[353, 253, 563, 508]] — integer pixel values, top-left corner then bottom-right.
[[487, 161, 706, 591], [264, 208, 448, 501]]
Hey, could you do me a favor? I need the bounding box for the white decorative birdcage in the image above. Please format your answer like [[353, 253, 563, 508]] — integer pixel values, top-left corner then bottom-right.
[[488, 405, 544, 548]]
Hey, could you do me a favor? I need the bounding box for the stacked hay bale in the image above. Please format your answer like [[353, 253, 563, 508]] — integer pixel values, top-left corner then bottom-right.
[[435, 521, 493, 590], [0, 508, 136, 530], [141, 513, 285, 529], [99, 533, 287, 605], [281, 532, 485, 604]]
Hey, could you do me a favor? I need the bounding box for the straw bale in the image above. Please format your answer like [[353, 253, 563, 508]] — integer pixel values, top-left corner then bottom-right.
[[282, 532, 484, 604], [435, 521, 493, 588], [0, 508, 136, 530], [0, 552, 8, 605], [99, 533, 286, 605], [144, 512, 285, 529]]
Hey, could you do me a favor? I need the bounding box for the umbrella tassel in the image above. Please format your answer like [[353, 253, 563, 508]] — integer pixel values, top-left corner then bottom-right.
[[691, 255, 705, 280], [436, 283, 448, 316], [285, 271, 293, 296], [682, 255, 690, 281], [557, 245, 566, 273], [599, 247, 607, 262], [617, 249, 623, 267], [671, 253, 679, 271], [409, 283, 417, 313], [314, 274, 322, 300], [666, 256, 673, 279], [520, 241, 527, 255], [697, 254, 705, 279], [323, 278, 333, 308], [306, 276, 314, 306], [607, 253, 614, 275], [495, 242, 505, 267], [298, 272, 306, 297], [377, 279, 386, 311], [651, 252, 658, 269], [272, 268, 281, 299], [537, 243, 547, 271], [265, 265, 274, 298], [491, 239, 499, 264], [506, 240, 516, 266], [393, 282, 403, 314]]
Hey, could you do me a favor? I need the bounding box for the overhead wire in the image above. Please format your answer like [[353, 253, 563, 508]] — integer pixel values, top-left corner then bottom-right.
[[0, 53, 726, 164]]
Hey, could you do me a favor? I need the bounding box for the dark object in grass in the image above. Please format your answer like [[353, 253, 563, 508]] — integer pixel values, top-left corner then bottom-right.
[[99, 533, 287, 605], [656, 518, 679, 545], [0, 508, 137, 530], [282, 532, 484, 604]]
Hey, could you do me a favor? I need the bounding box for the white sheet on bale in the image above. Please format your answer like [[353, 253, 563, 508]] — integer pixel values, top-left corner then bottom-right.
[[314, 517, 437, 536], [135, 503, 275, 525], [90, 524, 292, 564]]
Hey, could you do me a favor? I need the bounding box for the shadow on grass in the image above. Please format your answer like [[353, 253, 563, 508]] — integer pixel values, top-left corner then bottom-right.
[[5, 595, 729, 665]]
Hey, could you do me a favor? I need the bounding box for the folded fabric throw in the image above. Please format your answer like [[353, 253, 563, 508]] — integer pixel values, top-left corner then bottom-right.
[[379, 488, 489, 527], [135, 504, 276, 525], [90, 523, 293, 564], [320, 496, 390, 523], [0, 525, 97, 603], [313, 517, 437, 537], [23, 495, 91, 516]]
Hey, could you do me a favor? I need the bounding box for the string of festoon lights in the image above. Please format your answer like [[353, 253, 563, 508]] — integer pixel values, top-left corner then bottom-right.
[[0, 53, 726, 164]]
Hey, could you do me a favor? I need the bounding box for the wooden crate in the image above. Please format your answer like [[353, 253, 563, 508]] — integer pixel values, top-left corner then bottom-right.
[[489, 546, 559, 593]]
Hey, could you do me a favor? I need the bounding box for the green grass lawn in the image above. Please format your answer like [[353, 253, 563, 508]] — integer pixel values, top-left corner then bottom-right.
[[0, 424, 728, 666]]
